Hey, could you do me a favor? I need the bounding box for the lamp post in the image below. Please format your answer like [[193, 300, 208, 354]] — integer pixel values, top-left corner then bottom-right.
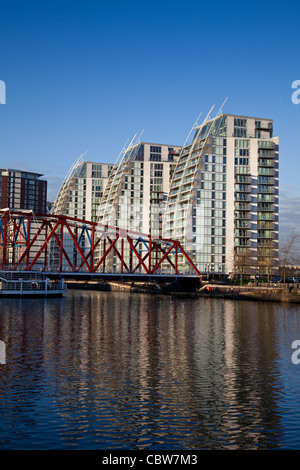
[[255, 267, 259, 287], [205, 263, 209, 280]]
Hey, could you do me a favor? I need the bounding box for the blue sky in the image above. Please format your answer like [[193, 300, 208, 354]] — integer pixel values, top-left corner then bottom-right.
[[0, 0, 299, 239]]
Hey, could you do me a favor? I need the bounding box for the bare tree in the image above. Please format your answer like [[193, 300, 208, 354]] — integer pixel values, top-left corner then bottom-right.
[[233, 247, 254, 285], [280, 229, 299, 282], [258, 245, 278, 283]]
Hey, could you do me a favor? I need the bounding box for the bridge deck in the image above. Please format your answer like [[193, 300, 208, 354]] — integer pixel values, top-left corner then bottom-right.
[[45, 271, 200, 282]]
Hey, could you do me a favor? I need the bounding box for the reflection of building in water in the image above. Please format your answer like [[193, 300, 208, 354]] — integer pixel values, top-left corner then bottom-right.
[[210, 300, 282, 448], [0, 293, 283, 449], [135, 297, 283, 449]]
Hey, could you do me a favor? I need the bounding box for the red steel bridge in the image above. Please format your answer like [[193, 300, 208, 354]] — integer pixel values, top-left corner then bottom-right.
[[0, 210, 201, 285]]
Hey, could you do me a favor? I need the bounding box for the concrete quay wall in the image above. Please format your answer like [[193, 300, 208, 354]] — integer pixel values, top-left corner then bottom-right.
[[64, 280, 300, 303], [198, 285, 300, 303]]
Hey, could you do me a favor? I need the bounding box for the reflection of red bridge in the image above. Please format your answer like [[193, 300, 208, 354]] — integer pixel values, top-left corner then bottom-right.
[[0, 210, 201, 282]]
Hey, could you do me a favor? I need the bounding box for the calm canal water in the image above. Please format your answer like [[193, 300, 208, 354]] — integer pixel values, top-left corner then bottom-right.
[[0, 289, 300, 450]]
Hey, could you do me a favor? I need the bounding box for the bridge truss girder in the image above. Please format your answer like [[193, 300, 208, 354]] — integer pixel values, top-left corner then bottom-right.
[[0, 210, 201, 277]]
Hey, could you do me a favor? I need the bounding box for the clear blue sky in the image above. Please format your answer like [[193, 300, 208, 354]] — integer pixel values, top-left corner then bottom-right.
[[0, 0, 299, 238]]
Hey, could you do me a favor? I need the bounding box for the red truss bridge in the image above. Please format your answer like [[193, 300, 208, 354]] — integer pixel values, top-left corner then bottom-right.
[[0, 210, 201, 285]]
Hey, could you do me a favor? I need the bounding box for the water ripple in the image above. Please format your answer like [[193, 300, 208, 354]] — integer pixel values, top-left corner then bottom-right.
[[0, 292, 300, 449]]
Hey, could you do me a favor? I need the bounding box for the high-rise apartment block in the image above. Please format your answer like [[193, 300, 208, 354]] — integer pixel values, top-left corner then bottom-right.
[[98, 141, 181, 236], [163, 113, 279, 276], [51, 158, 114, 269], [51, 111, 279, 277], [53, 159, 114, 222], [96, 141, 181, 272], [0, 169, 47, 212]]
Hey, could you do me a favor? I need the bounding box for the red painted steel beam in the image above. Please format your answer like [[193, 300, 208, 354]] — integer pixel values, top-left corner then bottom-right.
[[153, 241, 176, 272], [51, 227, 74, 270], [93, 233, 120, 272], [28, 220, 61, 270], [126, 235, 150, 274], [177, 242, 201, 276], [1, 211, 7, 267], [107, 236, 129, 273], [132, 252, 149, 274], [150, 243, 175, 274], [15, 219, 48, 268], [25, 215, 31, 270], [0, 210, 202, 277], [64, 221, 92, 272]]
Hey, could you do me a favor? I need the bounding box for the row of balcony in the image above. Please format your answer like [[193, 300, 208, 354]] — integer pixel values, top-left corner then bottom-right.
[[234, 204, 276, 214], [258, 150, 276, 158], [235, 220, 276, 229]]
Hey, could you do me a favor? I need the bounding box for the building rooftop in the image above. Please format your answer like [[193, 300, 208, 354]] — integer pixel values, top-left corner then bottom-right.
[[0, 168, 44, 178]]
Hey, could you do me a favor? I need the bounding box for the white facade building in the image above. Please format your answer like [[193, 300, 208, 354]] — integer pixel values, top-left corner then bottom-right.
[[97, 140, 181, 271], [98, 141, 181, 236], [51, 157, 114, 269], [163, 112, 279, 277], [53, 157, 113, 222]]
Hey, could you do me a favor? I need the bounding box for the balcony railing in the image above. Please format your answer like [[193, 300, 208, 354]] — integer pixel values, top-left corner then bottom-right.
[[258, 139, 275, 148], [257, 204, 275, 212], [258, 159, 275, 168], [235, 220, 251, 229], [258, 194, 276, 203], [255, 122, 273, 130], [257, 176, 275, 185], [257, 212, 275, 221], [235, 185, 251, 193], [235, 193, 252, 202], [234, 212, 251, 220], [258, 168, 275, 177], [258, 150, 275, 158], [258, 231, 275, 239], [235, 166, 250, 175], [235, 175, 251, 184], [258, 222, 276, 230], [235, 203, 251, 211]]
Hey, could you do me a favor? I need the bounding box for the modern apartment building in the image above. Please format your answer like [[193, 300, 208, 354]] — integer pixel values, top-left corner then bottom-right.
[[97, 140, 181, 271], [51, 157, 113, 269], [0, 168, 47, 212], [0, 169, 47, 268], [98, 141, 181, 235], [52, 158, 114, 222], [163, 112, 279, 277]]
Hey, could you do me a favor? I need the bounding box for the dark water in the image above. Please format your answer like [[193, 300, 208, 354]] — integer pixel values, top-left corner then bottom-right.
[[0, 290, 300, 450]]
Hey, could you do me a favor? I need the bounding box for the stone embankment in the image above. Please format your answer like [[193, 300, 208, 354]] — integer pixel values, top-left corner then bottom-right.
[[64, 280, 165, 294], [64, 279, 300, 303], [198, 284, 300, 303]]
